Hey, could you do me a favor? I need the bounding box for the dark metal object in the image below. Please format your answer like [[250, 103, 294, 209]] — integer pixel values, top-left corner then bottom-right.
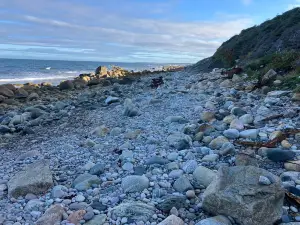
[[150, 76, 164, 88]]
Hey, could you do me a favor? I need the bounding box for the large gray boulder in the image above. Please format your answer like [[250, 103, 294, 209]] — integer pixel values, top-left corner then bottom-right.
[[59, 80, 74, 90], [14, 88, 28, 98], [95, 66, 108, 76], [202, 166, 284, 225], [261, 69, 277, 85], [0, 85, 14, 97], [8, 160, 53, 198]]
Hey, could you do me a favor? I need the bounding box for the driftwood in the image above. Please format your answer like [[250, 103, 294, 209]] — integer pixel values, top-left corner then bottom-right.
[[261, 114, 284, 122], [286, 187, 300, 207], [235, 128, 300, 148]]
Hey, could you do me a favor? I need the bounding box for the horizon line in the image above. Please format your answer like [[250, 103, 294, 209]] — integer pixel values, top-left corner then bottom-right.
[[0, 57, 192, 65]]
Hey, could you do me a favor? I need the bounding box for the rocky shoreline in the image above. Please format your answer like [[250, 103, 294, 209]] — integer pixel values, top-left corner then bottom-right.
[[0, 67, 300, 225], [0, 65, 184, 114]]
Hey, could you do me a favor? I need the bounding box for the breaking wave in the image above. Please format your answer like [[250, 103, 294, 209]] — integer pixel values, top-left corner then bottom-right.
[[0, 75, 77, 84]]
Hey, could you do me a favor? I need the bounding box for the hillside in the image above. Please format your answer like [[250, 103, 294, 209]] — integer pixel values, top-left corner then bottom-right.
[[192, 7, 300, 71]]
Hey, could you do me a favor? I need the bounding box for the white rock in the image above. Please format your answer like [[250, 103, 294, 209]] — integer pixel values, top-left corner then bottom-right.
[[196, 215, 232, 225], [83, 161, 95, 171], [223, 129, 240, 139], [202, 154, 219, 162], [267, 91, 291, 97], [0, 184, 7, 191], [75, 195, 85, 202], [239, 129, 258, 140], [122, 162, 134, 171], [230, 119, 244, 131], [105, 96, 119, 104], [259, 176, 271, 185], [167, 152, 179, 161], [239, 114, 254, 124]]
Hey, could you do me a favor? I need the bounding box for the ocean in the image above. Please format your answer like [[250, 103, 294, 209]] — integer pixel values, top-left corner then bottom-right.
[[0, 58, 186, 85]]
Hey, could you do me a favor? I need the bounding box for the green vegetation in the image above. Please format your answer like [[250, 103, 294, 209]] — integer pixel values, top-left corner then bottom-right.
[[191, 7, 300, 73], [280, 72, 300, 92], [245, 51, 300, 91], [245, 51, 300, 73]]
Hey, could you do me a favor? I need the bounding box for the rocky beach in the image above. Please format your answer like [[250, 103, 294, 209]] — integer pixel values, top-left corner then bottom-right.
[[0, 5, 300, 225], [0, 61, 300, 225]]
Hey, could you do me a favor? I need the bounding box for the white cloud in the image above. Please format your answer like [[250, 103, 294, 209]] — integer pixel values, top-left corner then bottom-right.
[[0, 0, 254, 63], [287, 0, 300, 9]]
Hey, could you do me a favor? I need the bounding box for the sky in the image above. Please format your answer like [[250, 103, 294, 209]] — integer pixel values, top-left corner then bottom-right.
[[0, 0, 299, 63]]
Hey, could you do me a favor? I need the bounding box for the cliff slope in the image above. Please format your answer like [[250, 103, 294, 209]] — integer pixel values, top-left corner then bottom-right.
[[192, 7, 300, 71]]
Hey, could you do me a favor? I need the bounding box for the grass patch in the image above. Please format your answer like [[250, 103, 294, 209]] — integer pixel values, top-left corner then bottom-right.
[[244, 51, 300, 91], [278, 72, 300, 92], [245, 51, 300, 73]]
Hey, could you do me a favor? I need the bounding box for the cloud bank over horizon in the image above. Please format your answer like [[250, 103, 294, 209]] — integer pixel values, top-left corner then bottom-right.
[[0, 0, 297, 63]]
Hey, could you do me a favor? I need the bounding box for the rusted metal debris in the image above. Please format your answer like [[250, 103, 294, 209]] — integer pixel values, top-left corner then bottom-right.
[[235, 128, 300, 149], [221, 67, 243, 79], [113, 148, 122, 155], [150, 76, 164, 88]]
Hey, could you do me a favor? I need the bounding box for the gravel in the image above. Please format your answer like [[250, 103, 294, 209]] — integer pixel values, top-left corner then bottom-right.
[[0, 69, 299, 224]]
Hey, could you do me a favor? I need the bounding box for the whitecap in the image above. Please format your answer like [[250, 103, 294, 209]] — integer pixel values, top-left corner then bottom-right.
[[0, 75, 77, 84]]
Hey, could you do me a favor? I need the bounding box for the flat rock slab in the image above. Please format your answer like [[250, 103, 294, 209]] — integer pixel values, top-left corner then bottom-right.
[[156, 195, 187, 212], [8, 160, 53, 198], [84, 214, 107, 225], [111, 201, 155, 222], [121, 175, 149, 193]]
